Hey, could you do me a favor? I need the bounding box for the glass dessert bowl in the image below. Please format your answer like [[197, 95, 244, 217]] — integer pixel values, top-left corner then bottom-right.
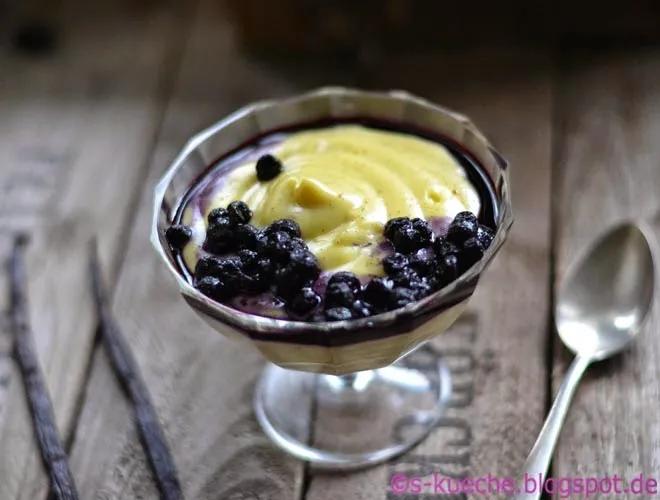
[[151, 88, 512, 469]]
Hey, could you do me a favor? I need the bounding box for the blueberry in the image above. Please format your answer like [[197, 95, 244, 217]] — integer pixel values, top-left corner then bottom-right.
[[196, 255, 240, 280], [226, 200, 252, 225], [207, 207, 228, 225], [265, 219, 302, 239], [197, 251, 268, 294], [273, 268, 299, 299], [255, 256, 274, 278], [325, 307, 353, 321], [363, 277, 394, 311], [216, 254, 242, 270], [267, 230, 290, 246], [438, 253, 459, 284], [461, 237, 484, 270], [194, 255, 218, 280], [274, 276, 311, 300], [288, 249, 321, 282], [165, 224, 192, 249], [389, 287, 417, 309], [383, 216, 433, 254], [325, 282, 356, 309], [196, 255, 244, 287], [385, 218, 415, 253], [238, 271, 269, 294], [408, 248, 436, 277], [237, 249, 259, 269], [283, 237, 308, 262], [256, 154, 283, 181], [264, 230, 291, 259], [389, 269, 432, 300], [390, 228, 418, 254], [389, 267, 419, 288], [196, 276, 231, 301], [203, 217, 235, 254], [383, 217, 410, 241], [446, 211, 479, 244], [288, 287, 321, 316], [411, 218, 434, 244], [254, 232, 270, 255], [351, 300, 372, 318], [264, 231, 307, 263], [240, 255, 273, 293], [273, 255, 317, 299], [409, 277, 433, 299], [476, 225, 495, 249], [234, 224, 261, 250], [433, 237, 459, 257], [383, 253, 408, 274], [327, 271, 361, 295], [454, 211, 479, 226]]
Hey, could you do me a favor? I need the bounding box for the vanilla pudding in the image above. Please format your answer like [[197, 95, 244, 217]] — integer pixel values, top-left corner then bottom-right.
[[168, 120, 497, 321]]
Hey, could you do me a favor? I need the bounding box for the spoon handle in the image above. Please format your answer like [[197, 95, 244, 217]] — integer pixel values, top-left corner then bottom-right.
[[511, 354, 591, 500]]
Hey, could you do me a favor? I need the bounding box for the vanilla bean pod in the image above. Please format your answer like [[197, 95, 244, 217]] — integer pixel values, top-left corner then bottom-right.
[[88, 241, 183, 500], [8, 235, 79, 500]]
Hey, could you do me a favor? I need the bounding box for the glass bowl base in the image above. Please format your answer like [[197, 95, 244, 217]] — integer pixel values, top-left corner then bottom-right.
[[254, 348, 452, 470]]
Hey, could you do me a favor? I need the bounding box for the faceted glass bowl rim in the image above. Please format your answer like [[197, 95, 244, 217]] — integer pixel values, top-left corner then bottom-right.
[[150, 87, 513, 334]]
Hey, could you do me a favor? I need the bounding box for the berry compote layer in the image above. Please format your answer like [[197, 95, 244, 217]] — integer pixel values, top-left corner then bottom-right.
[[166, 120, 497, 322]]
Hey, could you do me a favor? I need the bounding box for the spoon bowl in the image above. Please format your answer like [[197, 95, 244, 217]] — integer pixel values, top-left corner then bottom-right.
[[556, 222, 655, 360]]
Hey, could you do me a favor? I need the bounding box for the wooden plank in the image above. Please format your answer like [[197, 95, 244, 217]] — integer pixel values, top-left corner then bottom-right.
[[306, 50, 554, 499], [67, 1, 334, 497], [0, 1, 185, 498], [553, 49, 660, 491]]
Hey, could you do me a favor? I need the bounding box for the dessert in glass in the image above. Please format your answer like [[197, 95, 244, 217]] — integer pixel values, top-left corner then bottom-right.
[[151, 88, 512, 469]]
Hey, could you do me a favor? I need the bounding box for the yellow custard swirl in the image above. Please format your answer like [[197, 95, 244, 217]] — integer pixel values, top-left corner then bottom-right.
[[194, 125, 480, 276]]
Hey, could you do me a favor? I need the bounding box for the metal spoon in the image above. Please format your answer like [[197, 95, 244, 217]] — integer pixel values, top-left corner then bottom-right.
[[513, 222, 655, 500]]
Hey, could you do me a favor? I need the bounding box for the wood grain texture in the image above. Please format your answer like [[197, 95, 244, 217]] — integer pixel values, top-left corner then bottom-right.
[[553, 49, 660, 491], [4, 1, 660, 497], [0, 0, 185, 497], [304, 50, 554, 500], [67, 1, 351, 497]]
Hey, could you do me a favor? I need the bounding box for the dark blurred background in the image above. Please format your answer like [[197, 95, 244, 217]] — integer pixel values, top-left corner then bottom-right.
[[225, 0, 660, 55], [3, 0, 660, 62]]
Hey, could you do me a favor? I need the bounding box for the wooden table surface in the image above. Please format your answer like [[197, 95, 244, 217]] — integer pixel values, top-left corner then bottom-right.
[[2, 1, 660, 499]]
